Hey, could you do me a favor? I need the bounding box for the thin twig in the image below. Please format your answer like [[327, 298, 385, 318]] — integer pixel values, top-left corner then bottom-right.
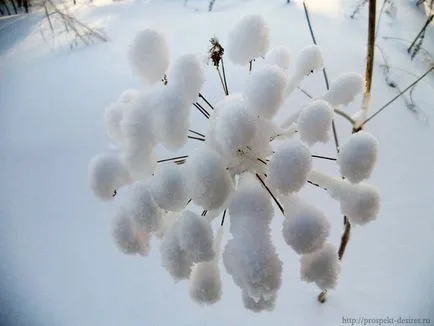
[[297, 86, 313, 98], [199, 93, 215, 110], [157, 155, 189, 163], [188, 136, 205, 142], [249, 60, 253, 73], [256, 174, 284, 215], [201, 210, 208, 216], [217, 67, 228, 96], [334, 109, 356, 125], [257, 158, 268, 165], [188, 129, 206, 138], [193, 103, 210, 119], [307, 180, 327, 191], [311, 155, 337, 161], [220, 209, 227, 226], [221, 57, 229, 95], [358, 66, 434, 128], [303, 1, 340, 153], [338, 220, 352, 260]]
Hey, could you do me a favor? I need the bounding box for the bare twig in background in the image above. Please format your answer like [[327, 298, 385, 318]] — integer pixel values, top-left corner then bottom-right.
[[350, 0, 368, 19], [40, 0, 107, 50], [408, 14, 434, 59], [358, 65, 434, 128]]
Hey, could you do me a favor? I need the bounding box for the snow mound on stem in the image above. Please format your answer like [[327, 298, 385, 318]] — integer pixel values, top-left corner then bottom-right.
[[265, 46, 291, 70], [129, 182, 163, 233], [129, 29, 170, 84], [243, 65, 288, 119], [297, 100, 333, 145], [168, 54, 205, 103], [338, 131, 378, 183], [227, 15, 270, 65], [300, 243, 340, 290], [88, 153, 131, 200], [151, 164, 189, 212], [185, 147, 233, 210], [322, 72, 364, 106], [268, 140, 312, 194], [282, 198, 330, 255]]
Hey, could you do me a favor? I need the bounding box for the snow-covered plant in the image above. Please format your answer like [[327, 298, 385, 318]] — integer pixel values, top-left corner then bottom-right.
[[89, 14, 381, 311]]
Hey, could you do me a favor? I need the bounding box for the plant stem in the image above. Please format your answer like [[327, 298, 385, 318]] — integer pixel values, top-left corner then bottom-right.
[[256, 174, 284, 215], [157, 155, 189, 163], [193, 103, 210, 119], [249, 60, 253, 73], [311, 155, 337, 161], [357, 65, 434, 129], [221, 57, 229, 95], [199, 93, 215, 110], [338, 219, 352, 260], [188, 136, 205, 142], [188, 129, 206, 138], [220, 209, 227, 226], [360, 0, 376, 114], [217, 67, 227, 96]]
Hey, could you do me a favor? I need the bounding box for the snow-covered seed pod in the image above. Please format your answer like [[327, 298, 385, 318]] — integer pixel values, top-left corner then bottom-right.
[[151, 165, 189, 212], [129, 29, 170, 84], [227, 14, 270, 65], [297, 100, 333, 145], [104, 102, 128, 145], [242, 291, 276, 313], [178, 210, 214, 263], [121, 99, 158, 179], [214, 97, 257, 156], [88, 153, 131, 200], [294, 45, 324, 77], [160, 221, 193, 281], [282, 199, 330, 255], [185, 147, 233, 210], [338, 131, 378, 183], [223, 237, 282, 302], [265, 46, 291, 70], [112, 209, 150, 256], [243, 65, 288, 119], [168, 54, 205, 103], [268, 139, 312, 194], [118, 89, 141, 104], [321, 72, 364, 107], [331, 182, 380, 225], [229, 173, 274, 237], [189, 228, 223, 305], [154, 85, 190, 151], [129, 182, 163, 233], [300, 243, 340, 290]]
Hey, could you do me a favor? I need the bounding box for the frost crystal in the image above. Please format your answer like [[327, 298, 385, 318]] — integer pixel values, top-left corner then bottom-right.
[[227, 15, 270, 65], [338, 132, 378, 183], [129, 29, 169, 84]]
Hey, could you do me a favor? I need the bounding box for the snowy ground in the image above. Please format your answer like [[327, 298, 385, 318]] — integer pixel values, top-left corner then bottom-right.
[[1, 0, 434, 325]]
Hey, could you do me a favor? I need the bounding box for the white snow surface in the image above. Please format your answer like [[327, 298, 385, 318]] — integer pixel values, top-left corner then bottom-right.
[[1, 0, 434, 325]]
